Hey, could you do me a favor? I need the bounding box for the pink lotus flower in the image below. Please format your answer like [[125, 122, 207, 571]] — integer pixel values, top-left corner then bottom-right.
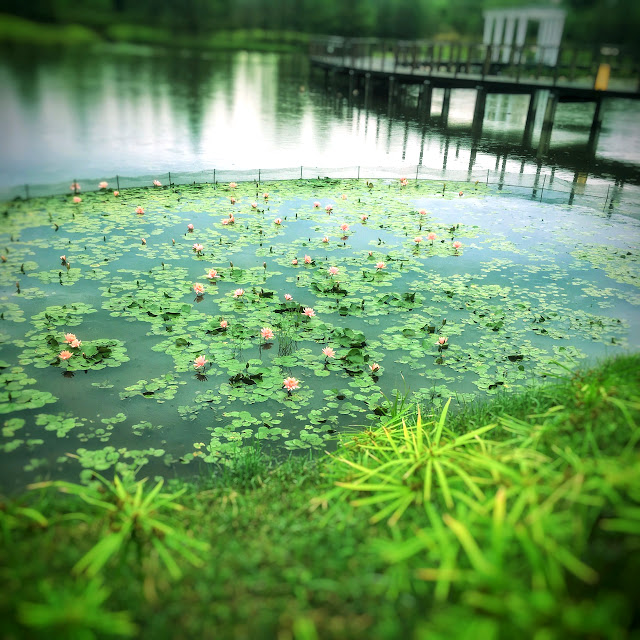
[[328, 266, 339, 276], [376, 262, 386, 270], [99, 181, 108, 189], [283, 377, 300, 391], [313, 201, 320, 208], [193, 282, 205, 296], [369, 362, 380, 372], [453, 241, 462, 250], [60, 255, 67, 263], [325, 204, 333, 212], [361, 215, 368, 221], [263, 192, 269, 199], [261, 327, 274, 340], [341, 194, 347, 200], [193, 243, 204, 253], [135, 206, 144, 214], [274, 218, 282, 225], [59, 350, 73, 360], [73, 196, 82, 204], [304, 255, 312, 264], [368, 251, 373, 256], [221, 218, 230, 225], [459, 191, 463, 196], [437, 336, 448, 345], [70, 339, 82, 348], [322, 236, 329, 243], [284, 293, 293, 300], [419, 209, 427, 216], [229, 182, 237, 189], [64, 333, 77, 344], [187, 223, 194, 231], [141, 238, 146, 245], [207, 269, 220, 279], [113, 190, 119, 197], [340, 223, 349, 232], [153, 180, 162, 187], [291, 258, 298, 265], [230, 197, 236, 204], [220, 319, 228, 329], [69, 182, 80, 191], [428, 232, 436, 241], [414, 236, 423, 244], [251, 201, 258, 208], [194, 355, 207, 370], [322, 346, 335, 358], [400, 178, 408, 187], [233, 288, 244, 298], [302, 307, 315, 317]]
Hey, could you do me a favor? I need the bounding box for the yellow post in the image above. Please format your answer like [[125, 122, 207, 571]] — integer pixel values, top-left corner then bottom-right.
[[594, 63, 610, 90]]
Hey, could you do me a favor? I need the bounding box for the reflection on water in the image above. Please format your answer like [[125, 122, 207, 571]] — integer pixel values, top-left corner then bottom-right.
[[1, 44, 639, 196]]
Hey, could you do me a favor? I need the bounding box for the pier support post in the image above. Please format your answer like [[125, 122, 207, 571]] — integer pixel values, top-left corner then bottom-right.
[[472, 86, 487, 135], [418, 80, 432, 120], [587, 96, 604, 156], [441, 87, 451, 125], [538, 91, 558, 156], [523, 90, 540, 146], [364, 72, 372, 105], [348, 70, 355, 97], [388, 76, 396, 112]]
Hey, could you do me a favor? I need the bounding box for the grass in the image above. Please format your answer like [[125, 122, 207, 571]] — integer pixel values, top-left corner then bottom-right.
[[0, 353, 638, 639]]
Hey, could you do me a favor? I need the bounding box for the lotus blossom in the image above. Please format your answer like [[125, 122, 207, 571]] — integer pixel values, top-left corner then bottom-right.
[[369, 362, 380, 372], [113, 190, 119, 197], [193, 243, 204, 254], [135, 206, 144, 214], [328, 266, 339, 276], [221, 218, 230, 225], [304, 255, 312, 264], [361, 214, 368, 221], [400, 178, 408, 187], [341, 194, 347, 200], [437, 336, 448, 345], [69, 182, 80, 191], [99, 181, 108, 189], [59, 350, 73, 360], [284, 293, 293, 300], [302, 307, 315, 317], [60, 256, 67, 264], [207, 269, 220, 279], [153, 180, 162, 186], [263, 192, 269, 199], [368, 251, 373, 256], [193, 282, 205, 296], [419, 209, 427, 215], [193, 355, 207, 370], [414, 236, 423, 244], [73, 196, 82, 204], [283, 377, 300, 391], [340, 223, 349, 232], [233, 288, 244, 298], [220, 319, 228, 329], [70, 339, 82, 348], [64, 333, 77, 344], [322, 346, 335, 358], [251, 201, 258, 208], [187, 223, 194, 231], [459, 191, 463, 196], [325, 204, 333, 213], [141, 238, 146, 245], [453, 241, 462, 250], [313, 201, 320, 208], [230, 197, 236, 204], [229, 182, 237, 189], [322, 236, 329, 243], [376, 262, 386, 270], [291, 258, 298, 265], [428, 232, 436, 242], [274, 218, 282, 225], [261, 327, 274, 340], [1, 256, 6, 262]]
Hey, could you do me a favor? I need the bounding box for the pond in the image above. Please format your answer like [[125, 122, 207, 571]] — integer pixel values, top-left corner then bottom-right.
[[1, 177, 638, 492]]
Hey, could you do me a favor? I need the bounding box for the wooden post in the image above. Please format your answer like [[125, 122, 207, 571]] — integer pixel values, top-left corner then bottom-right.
[[539, 91, 559, 155], [364, 72, 371, 105], [587, 96, 604, 154], [441, 87, 451, 124], [472, 86, 486, 135], [388, 76, 396, 112], [419, 80, 432, 119]]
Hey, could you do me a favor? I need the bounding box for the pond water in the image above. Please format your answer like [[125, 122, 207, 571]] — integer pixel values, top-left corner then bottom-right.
[[1, 179, 638, 492]]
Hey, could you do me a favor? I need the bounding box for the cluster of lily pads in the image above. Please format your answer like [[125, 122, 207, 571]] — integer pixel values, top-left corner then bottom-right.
[[0, 176, 638, 488]]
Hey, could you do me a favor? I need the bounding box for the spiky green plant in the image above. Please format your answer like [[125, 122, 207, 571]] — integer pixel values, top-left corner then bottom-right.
[[29, 473, 209, 579]]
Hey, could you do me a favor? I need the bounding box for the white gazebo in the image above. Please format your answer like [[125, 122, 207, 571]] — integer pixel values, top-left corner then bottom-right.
[[482, 6, 566, 65]]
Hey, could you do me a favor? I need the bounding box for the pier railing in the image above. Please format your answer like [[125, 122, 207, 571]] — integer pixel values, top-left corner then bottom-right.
[[2, 165, 636, 216], [310, 37, 640, 92]]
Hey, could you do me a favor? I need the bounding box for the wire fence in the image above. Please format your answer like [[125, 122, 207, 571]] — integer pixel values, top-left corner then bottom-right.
[[1, 164, 636, 215]]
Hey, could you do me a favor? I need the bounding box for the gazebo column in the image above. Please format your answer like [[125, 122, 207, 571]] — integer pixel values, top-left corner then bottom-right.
[[514, 17, 527, 63], [502, 16, 516, 63], [492, 16, 505, 61]]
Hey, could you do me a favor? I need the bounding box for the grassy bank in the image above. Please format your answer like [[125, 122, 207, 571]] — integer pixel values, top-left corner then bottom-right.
[[1, 353, 638, 639], [0, 14, 309, 52]]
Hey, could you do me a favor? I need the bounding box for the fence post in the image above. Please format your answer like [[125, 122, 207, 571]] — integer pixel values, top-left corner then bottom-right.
[[300, 166, 303, 179], [213, 169, 216, 187], [357, 166, 360, 180], [258, 169, 261, 184], [168, 171, 171, 186], [116, 175, 120, 191], [486, 169, 489, 185]]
